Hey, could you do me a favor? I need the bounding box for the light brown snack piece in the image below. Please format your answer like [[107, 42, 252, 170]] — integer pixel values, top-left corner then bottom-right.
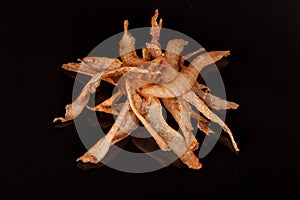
[[54, 9, 239, 170], [140, 51, 230, 98]]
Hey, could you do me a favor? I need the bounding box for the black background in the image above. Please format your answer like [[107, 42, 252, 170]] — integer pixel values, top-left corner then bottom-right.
[[1, 0, 299, 198]]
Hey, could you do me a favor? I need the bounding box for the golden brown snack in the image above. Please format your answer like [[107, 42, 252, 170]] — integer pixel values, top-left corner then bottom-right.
[[54, 9, 239, 170]]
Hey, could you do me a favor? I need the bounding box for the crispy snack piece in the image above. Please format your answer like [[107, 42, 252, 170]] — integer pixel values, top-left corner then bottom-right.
[[140, 51, 230, 98], [193, 82, 239, 110], [77, 101, 139, 163], [183, 91, 239, 152], [53, 72, 104, 123], [162, 98, 199, 151], [147, 9, 163, 58], [126, 78, 170, 151], [88, 90, 122, 115], [165, 39, 188, 71], [54, 67, 152, 122], [144, 96, 202, 169], [54, 9, 239, 170], [191, 111, 214, 135]]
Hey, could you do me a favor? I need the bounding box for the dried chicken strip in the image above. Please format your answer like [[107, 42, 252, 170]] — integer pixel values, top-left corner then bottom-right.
[[140, 51, 230, 98], [62, 62, 120, 85], [54, 67, 150, 123], [77, 101, 139, 163], [81, 57, 122, 71], [164, 39, 188, 71], [193, 82, 239, 110], [183, 48, 205, 60], [191, 111, 214, 135], [178, 48, 205, 71], [87, 91, 123, 115], [62, 62, 96, 77], [150, 9, 162, 44], [142, 48, 151, 61], [119, 20, 144, 66], [63, 57, 122, 74], [177, 97, 199, 150], [183, 91, 239, 152], [162, 98, 199, 151], [144, 96, 202, 169], [125, 78, 169, 151], [146, 43, 162, 58], [88, 90, 122, 115], [53, 72, 104, 123], [148, 9, 163, 58], [159, 57, 180, 83]]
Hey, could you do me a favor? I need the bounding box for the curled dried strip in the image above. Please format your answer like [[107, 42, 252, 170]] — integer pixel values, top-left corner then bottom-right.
[[53, 72, 104, 123], [183, 91, 239, 152], [146, 43, 162, 59], [164, 39, 188, 71], [177, 97, 199, 150], [55, 9, 239, 170], [162, 98, 199, 151], [191, 111, 214, 135], [62, 61, 121, 85], [77, 101, 139, 163], [144, 96, 202, 169], [54, 67, 151, 123], [148, 9, 163, 58], [62, 62, 96, 77], [125, 78, 169, 151], [142, 48, 151, 61], [193, 82, 239, 110], [80, 57, 123, 72], [178, 48, 205, 71], [183, 48, 205, 60], [88, 90, 122, 115], [63, 57, 122, 75], [140, 51, 230, 98], [119, 20, 144, 66]]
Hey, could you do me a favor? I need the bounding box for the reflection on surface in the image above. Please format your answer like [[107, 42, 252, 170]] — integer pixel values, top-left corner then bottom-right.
[[76, 131, 236, 170]]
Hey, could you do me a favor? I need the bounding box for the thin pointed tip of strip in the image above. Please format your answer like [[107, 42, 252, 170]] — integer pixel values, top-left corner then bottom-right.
[[124, 20, 128, 31]]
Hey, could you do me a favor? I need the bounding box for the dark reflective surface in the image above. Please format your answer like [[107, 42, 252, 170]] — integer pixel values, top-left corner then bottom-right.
[[4, 0, 299, 198]]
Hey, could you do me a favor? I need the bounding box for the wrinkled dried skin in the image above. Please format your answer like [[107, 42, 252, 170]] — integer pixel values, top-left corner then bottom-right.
[[53, 72, 104, 123], [142, 48, 151, 61], [54, 67, 145, 122], [55, 9, 239, 170], [62, 57, 122, 84], [62, 62, 132, 85], [179, 48, 205, 70], [191, 111, 214, 135], [88, 90, 122, 115], [183, 48, 205, 60], [119, 20, 145, 66], [146, 43, 162, 58], [62, 63, 96, 77], [183, 91, 239, 152], [77, 101, 139, 163], [193, 82, 239, 110], [162, 98, 199, 151], [81, 57, 123, 72], [158, 57, 179, 83], [140, 51, 230, 98], [164, 39, 188, 71], [148, 9, 162, 58], [177, 97, 199, 150], [144, 96, 202, 169], [125, 79, 169, 151]]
